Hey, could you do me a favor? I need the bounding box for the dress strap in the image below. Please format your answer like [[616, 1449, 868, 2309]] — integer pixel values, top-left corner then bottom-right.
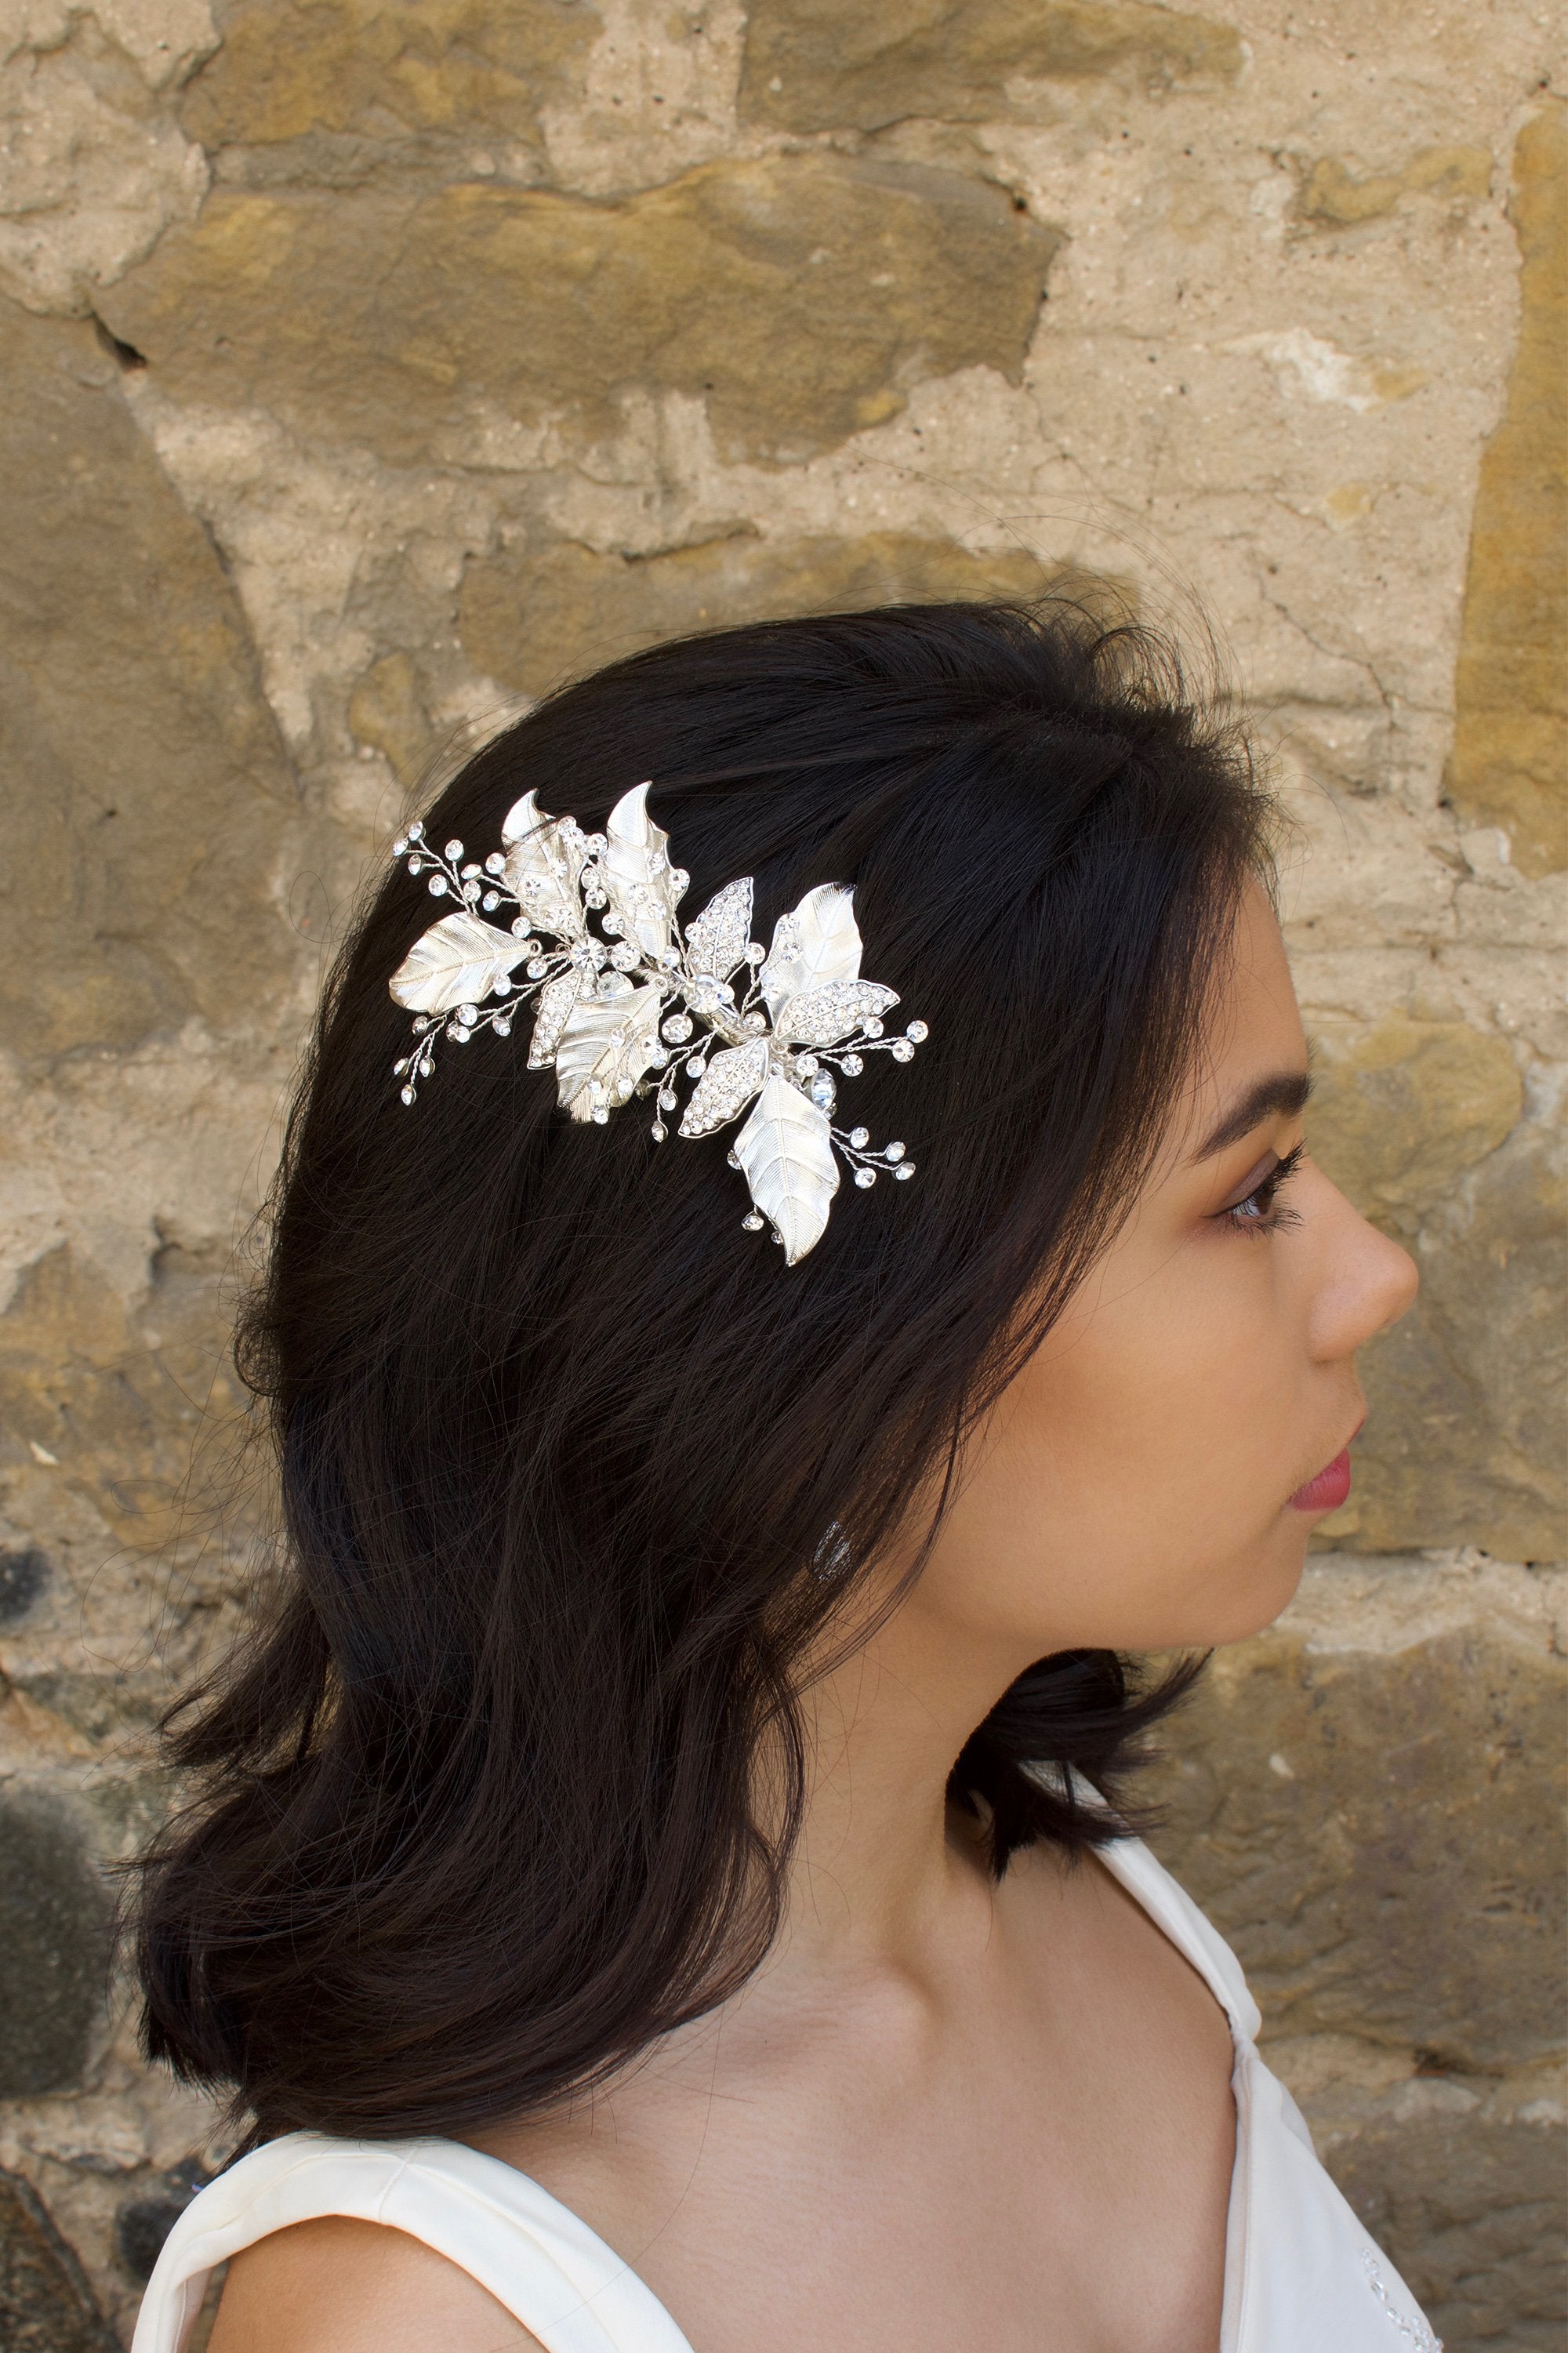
[[1092, 1829, 1262, 2043], [132, 2133, 696, 2353]]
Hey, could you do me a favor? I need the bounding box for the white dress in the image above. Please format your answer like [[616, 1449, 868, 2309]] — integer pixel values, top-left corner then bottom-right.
[[132, 1828, 1442, 2353]]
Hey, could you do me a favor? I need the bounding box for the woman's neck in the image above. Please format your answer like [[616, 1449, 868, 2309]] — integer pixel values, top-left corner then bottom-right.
[[778, 1583, 1033, 1977]]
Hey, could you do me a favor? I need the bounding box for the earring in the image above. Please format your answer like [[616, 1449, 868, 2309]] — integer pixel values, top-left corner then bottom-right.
[[811, 1521, 854, 1581]]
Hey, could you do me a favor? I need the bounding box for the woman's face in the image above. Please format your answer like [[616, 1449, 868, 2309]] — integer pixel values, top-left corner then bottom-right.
[[912, 880, 1419, 1656]]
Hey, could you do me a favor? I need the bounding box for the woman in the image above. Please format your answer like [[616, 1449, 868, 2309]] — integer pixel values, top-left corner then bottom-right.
[[132, 601, 1434, 2352]]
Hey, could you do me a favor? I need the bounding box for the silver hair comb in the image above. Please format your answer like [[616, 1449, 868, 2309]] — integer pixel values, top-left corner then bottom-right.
[[387, 783, 925, 1264]]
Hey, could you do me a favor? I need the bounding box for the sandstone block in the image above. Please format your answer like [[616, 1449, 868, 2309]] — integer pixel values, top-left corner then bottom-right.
[[180, 0, 598, 174], [1145, 1604, 1566, 2072], [739, 0, 1241, 132], [98, 155, 1058, 467], [0, 304, 300, 1056], [1301, 1015, 1563, 1558], [1445, 103, 1567, 875], [1292, 145, 1494, 231], [1327, 2104, 1566, 2349], [0, 2170, 114, 2352], [1305, 1015, 1522, 1222], [0, 1244, 249, 1567], [459, 532, 1058, 699], [0, 1789, 114, 2098]]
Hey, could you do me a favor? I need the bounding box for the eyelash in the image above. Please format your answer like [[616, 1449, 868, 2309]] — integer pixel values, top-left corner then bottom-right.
[[1218, 1141, 1307, 1238]]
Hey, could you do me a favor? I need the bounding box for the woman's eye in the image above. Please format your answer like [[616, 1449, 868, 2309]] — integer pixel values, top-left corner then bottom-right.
[[1217, 1142, 1306, 1237]]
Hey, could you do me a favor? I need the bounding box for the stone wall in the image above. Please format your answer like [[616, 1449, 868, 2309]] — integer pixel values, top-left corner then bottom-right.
[[0, 1, 1563, 2342]]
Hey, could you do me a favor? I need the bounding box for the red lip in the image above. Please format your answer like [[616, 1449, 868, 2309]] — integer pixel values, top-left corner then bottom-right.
[[1288, 1418, 1365, 1515]]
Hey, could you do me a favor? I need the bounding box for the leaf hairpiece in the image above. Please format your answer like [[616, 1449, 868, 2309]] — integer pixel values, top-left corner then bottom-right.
[[387, 783, 926, 1264]]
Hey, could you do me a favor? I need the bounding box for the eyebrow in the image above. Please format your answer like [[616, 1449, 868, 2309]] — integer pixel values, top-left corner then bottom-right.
[[1188, 1068, 1314, 1162]]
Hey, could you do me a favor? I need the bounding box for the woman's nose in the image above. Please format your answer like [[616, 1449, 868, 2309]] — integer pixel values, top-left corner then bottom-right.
[[1307, 1172, 1421, 1362]]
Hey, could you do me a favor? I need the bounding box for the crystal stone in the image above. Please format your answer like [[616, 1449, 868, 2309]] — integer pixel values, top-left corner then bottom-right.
[[894, 1162, 915, 1179], [461, 862, 481, 880], [485, 852, 506, 874], [651, 1122, 666, 1142], [796, 1053, 819, 1076], [393, 836, 408, 855], [841, 1052, 863, 1075], [451, 1023, 471, 1042], [458, 1004, 478, 1024], [401, 1085, 415, 1105], [742, 1212, 764, 1231], [808, 1072, 837, 1113], [494, 1017, 512, 1037], [855, 1167, 877, 1188], [891, 1040, 914, 1062], [849, 1126, 869, 1149], [885, 1140, 906, 1162], [494, 976, 511, 995], [407, 856, 423, 873], [863, 1017, 884, 1038], [906, 1021, 927, 1043], [662, 1013, 692, 1043], [445, 840, 463, 859], [428, 875, 448, 895], [744, 1011, 768, 1033], [408, 821, 424, 838]]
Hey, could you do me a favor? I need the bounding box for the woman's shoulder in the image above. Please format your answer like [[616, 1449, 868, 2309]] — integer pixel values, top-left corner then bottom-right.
[[206, 2213, 547, 2352]]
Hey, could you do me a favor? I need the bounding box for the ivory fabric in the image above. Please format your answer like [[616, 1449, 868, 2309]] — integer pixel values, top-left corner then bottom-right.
[[132, 1830, 1440, 2353]]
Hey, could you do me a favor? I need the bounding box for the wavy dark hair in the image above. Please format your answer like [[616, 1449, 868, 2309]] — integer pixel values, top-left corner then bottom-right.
[[132, 597, 1279, 2144]]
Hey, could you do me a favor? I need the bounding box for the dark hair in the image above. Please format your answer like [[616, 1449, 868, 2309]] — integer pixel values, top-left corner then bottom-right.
[[133, 598, 1277, 2144]]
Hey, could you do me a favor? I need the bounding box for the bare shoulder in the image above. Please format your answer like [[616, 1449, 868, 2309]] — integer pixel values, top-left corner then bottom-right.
[[205, 2215, 547, 2353]]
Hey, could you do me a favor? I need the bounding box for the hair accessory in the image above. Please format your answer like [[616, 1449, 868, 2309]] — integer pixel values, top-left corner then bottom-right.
[[387, 783, 926, 1264]]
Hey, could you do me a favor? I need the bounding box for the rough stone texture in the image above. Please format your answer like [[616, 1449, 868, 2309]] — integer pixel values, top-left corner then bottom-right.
[[0, 1792, 114, 2099], [459, 531, 1059, 701], [1144, 1552, 1568, 2340], [1304, 1014, 1565, 1560], [1446, 102, 1567, 877], [98, 156, 1059, 466], [181, 0, 601, 179], [739, 0, 1243, 132], [1, 2, 1563, 2343], [0, 2167, 117, 2351], [0, 300, 307, 1057]]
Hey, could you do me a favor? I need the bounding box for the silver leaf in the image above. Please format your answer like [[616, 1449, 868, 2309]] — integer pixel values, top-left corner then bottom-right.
[[500, 790, 550, 846], [602, 782, 681, 962], [775, 979, 900, 1048], [684, 876, 755, 979], [760, 883, 862, 1027], [554, 982, 663, 1122], [678, 1038, 769, 1138], [528, 969, 582, 1066], [389, 913, 528, 1014], [734, 1075, 840, 1265], [500, 790, 582, 941]]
